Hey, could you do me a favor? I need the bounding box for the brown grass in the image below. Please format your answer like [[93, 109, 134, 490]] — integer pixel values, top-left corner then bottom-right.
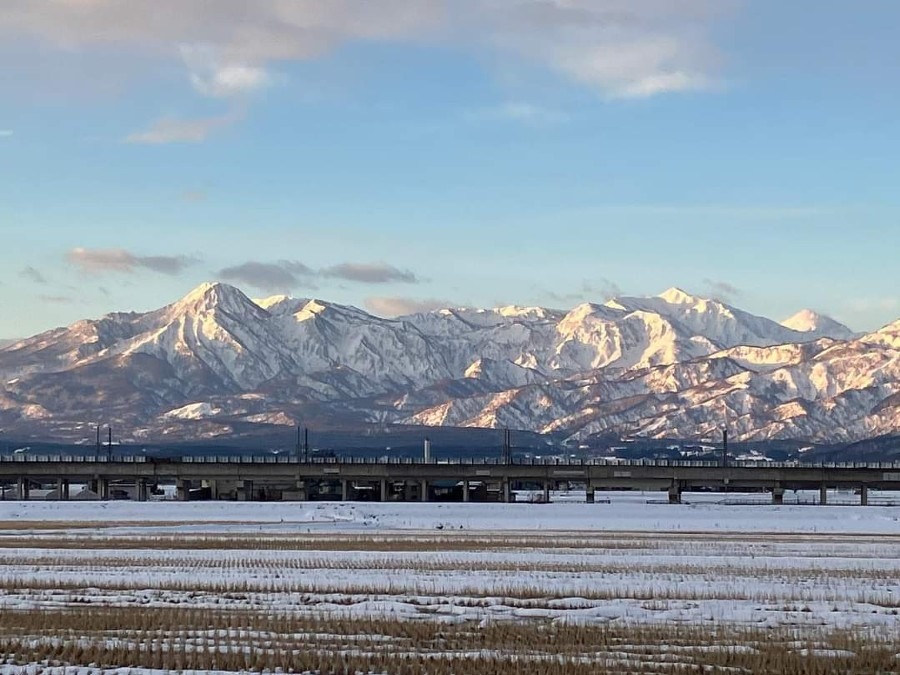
[[0, 606, 897, 674]]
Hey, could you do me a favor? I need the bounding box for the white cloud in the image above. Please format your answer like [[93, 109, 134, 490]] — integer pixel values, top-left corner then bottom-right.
[[125, 114, 237, 144], [0, 1, 727, 100], [0, 130, 12, 137], [181, 45, 272, 98]]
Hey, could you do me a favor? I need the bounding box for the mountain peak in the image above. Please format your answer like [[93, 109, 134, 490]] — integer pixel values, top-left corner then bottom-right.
[[781, 309, 854, 339], [782, 309, 823, 333], [658, 287, 701, 304], [170, 281, 258, 316]]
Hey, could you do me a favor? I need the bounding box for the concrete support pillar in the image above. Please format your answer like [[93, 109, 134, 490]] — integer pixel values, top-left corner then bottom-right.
[[55, 478, 64, 501], [404, 481, 414, 502], [239, 480, 254, 502], [380, 479, 388, 502], [668, 484, 682, 504], [62, 480, 70, 501], [462, 480, 470, 503], [296, 480, 308, 501], [202, 479, 219, 501], [772, 486, 784, 505], [819, 484, 828, 505], [860, 484, 868, 506], [341, 479, 350, 501], [137, 480, 148, 502], [420, 480, 429, 502], [176, 479, 189, 502], [585, 487, 595, 504], [89, 479, 99, 496], [502, 480, 512, 503], [98, 478, 110, 501], [542, 481, 551, 504], [17, 477, 29, 501]]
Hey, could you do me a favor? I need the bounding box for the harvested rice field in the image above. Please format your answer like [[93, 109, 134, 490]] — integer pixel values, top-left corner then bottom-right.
[[1, 494, 899, 673]]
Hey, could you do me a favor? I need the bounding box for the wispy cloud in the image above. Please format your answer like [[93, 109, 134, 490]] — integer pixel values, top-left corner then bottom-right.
[[543, 278, 622, 306], [322, 262, 419, 284], [19, 266, 47, 285], [125, 113, 239, 144], [1, 1, 727, 101], [217, 261, 315, 293], [365, 296, 452, 317], [66, 247, 197, 275], [180, 189, 208, 202], [844, 297, 899, 314], [181, 45, 273, 98], [38, 294, 75, 304], [0, 130, 12, 138], [219, 259, 421, 291], [702, 278, 742, 303], [466, 102, 570, 126]]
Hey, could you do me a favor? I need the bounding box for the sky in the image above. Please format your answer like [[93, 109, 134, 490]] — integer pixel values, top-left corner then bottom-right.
[[1, 0, 899, 338]]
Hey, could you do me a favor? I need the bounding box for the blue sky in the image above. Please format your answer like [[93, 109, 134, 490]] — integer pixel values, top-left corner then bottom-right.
[[1, 1, 899, 337]]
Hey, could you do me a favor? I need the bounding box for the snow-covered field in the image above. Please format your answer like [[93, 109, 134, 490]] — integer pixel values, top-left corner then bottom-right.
[[2, 489, 900, 533], [1, 494, 899, 673]]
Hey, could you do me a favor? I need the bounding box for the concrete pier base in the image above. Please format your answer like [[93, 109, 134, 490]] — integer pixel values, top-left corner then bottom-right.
[[296, 480, 308, 501], [462, 480, 470, 503], [176, 479, 189, 502], [202, 479, 219, 500], [420, 480, 429, 502], [17, 477, 29, 501], [772, 486, 784, 505], [668, 485, 682, 504], [239, 480, 254, 502], [819, 484, 828, 505], [586, 487, 595, 504], [860, 484, 868, 506]]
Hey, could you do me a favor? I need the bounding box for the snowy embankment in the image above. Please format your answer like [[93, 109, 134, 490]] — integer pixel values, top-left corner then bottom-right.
[[1, 491, 900, 534]]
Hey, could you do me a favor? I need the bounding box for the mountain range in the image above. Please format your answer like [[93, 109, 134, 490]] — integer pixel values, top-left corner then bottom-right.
[[1, 282, 897, 446]]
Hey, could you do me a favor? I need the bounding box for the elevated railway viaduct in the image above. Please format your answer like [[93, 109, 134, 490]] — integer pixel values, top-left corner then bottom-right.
[[3, 456, 900, 504]]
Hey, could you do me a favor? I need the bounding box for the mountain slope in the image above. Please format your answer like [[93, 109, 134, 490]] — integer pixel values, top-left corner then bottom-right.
[[0, 282, 894, 445]]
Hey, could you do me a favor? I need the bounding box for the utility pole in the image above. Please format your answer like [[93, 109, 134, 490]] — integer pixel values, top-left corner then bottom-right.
[[107, 427, 112, 461], [304, 427, 309, 462], [722, 428, 729, 469], [95, 426, 101, 457]]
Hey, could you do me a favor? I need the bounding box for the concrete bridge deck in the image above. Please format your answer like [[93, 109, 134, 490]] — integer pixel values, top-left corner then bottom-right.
[[2, 456, 900, 504]]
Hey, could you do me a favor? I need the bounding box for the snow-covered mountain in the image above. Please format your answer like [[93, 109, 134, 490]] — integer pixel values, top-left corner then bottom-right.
[[0, 282, 896, 444], [781, 309, 856, 340]]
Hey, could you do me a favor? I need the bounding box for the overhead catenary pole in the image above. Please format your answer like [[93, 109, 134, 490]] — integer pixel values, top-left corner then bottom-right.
[[96, 425, 101, 457], [722, 428, 729, 469], [107, 427, 112, 461], [722, 399, 729, 469]]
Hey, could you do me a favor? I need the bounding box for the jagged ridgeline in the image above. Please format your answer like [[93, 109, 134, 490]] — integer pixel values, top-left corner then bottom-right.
[[0, 282, 897, 444]]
